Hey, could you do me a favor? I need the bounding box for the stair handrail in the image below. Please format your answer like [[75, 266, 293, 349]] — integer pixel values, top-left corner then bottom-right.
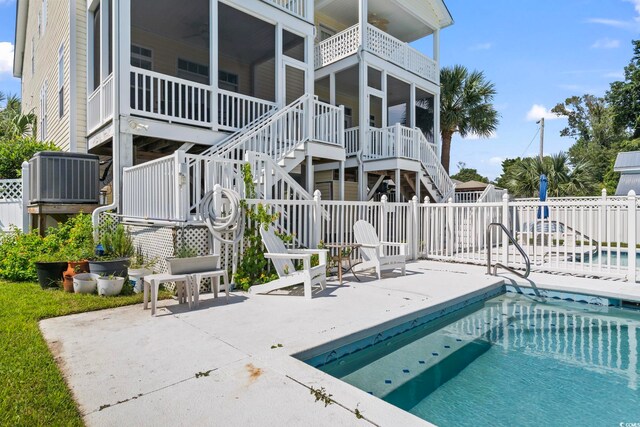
[[204, 94, 312, 162], [415, 129, 455, 202], [245, 151, 313, 201], [486, 222, 531, 278]]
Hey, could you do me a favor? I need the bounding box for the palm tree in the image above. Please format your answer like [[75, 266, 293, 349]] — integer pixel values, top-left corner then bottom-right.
[[506, 153, 595, 197], [0, 94, 37, 139], [440, 65, 499, 173]]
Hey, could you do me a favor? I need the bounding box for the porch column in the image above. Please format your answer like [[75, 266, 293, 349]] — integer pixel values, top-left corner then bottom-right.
[[381, 69, 387, 127], [275, 23, 284, 107], [358, 0, 368, 44], [358, 50, 368, 201], [118, 0, 131, 117], [409, 83, 416, 128], [210, 0, 218, 131], [115, 132, 134, 209], [339, 161, 345, 200], [306, 155, 314, 193], [415, 171, 421, 200], [433, 28, 440, 65], [329, 73, 336, 106], [395, 169, 401, 202], [358, 165, 364, 200], [434, 92, 441, 157]]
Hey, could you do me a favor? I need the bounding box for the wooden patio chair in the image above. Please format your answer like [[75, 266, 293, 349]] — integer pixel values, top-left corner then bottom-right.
[[249, 226, 327, 299], [353, 220, 407, 279]]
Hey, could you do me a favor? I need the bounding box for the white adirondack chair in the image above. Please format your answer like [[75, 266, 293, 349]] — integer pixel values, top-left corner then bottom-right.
[[353, 220, 407, 279], [249, 226, 328, 299]]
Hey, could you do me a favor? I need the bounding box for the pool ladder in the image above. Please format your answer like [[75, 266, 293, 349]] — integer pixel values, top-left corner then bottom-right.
[[486, 222, 531, 279]]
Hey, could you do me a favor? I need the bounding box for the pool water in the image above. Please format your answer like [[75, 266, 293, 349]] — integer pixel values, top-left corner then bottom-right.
[[310, 294, 640, 426], [582, 250, 640, 267]]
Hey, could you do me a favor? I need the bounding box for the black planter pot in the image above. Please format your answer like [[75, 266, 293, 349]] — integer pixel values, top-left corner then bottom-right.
[[35, 261, 68, 289], [89, 258, 130, 278]]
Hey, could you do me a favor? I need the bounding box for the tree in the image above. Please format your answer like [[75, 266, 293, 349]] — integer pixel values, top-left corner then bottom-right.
[[439, 65, 499, 173], [497, 153, 595, 198], [0, 93, 37, 139], [451, 167, 489, 183], [551, 95, 625, 184], [606, 40, 640, 139]]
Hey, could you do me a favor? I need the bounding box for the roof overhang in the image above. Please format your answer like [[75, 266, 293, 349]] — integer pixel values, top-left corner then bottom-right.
[[13, 0, 29, 78], [13, 0, 28, 78], [434, 0, 454, 30]]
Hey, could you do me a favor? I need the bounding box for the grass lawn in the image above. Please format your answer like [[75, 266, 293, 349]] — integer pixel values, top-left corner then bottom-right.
[[0, 280, 169, 426]]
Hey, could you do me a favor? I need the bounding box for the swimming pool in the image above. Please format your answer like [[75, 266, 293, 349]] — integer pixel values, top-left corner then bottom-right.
[[304, 293, 640, 426]]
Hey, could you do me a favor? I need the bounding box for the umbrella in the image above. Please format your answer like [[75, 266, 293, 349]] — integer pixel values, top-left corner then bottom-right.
[[537, 174, 549, 219]]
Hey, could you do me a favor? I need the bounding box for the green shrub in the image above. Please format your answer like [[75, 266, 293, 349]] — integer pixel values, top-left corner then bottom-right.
[[0, 136, 59, 179]]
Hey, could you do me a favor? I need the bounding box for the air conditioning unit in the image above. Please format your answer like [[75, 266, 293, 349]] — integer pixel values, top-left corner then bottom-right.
[[29, 151, 100, 204]]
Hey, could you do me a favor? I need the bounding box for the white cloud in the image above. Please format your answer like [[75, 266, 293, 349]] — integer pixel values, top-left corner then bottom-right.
[[525, 104, 562, 122], [489, 156, 504, 165], [591, 38, 620, 49], [0, 42, 14, 76], [463, 131, 497, 140], [587, 0, 640, 30], [604, 71, 624, 79], [469, 42, 492, 51]]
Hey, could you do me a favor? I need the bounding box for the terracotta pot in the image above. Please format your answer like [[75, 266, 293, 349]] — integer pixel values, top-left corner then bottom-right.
[[62, 261, 90, 293]]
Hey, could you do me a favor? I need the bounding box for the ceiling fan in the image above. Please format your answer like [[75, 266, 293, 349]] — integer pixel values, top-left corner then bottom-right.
[[368, 13, 389, 31]]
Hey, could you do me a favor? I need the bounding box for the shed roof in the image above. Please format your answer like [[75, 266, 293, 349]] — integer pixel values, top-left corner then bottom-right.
[[615, 173, 640, 196], [614, 151, 640, 172]]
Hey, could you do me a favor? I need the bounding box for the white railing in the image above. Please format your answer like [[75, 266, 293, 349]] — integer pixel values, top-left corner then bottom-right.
[[420, 192, 640, 281], [345, 127, 359, 156], [314, 24, 360, 69], [455, 191, 485, 203], [262, 0, 308, 20], [87, 89, 101, 133], [477, 184, 508, 203], [87, 73, 114, 134], [122, 154, 182, 222], [102, 74, 114, 123], [130, 67, 212, 127], [203, 94, 309, 162], [365, 124, 453, 201], [313, 100, 344, 146], [246, 152, 313, 201], [314, 23, 438, 83], [218, 89, 277, 132]]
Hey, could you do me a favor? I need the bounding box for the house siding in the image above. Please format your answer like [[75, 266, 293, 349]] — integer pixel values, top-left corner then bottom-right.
[[21, 0, 72, 151], [74, 0, 88, 152]]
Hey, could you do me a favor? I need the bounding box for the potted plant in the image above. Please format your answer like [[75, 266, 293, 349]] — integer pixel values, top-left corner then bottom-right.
[[128, 246, 157, 294], [89, 223, 135, 278], [97, 274, 125, 296], [62, 247, 93, 293], [73, 273, 99, 294], [34, 252, 68, 290], [166, 242, 218, 275]]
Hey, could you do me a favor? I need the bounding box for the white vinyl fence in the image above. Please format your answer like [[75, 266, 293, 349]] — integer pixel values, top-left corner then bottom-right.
[[239, 190, 640, 282], [0, 167, 29, 232]]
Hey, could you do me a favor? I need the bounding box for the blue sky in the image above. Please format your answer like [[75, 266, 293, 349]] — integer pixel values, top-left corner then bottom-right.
[[0, 0, 638, 179]]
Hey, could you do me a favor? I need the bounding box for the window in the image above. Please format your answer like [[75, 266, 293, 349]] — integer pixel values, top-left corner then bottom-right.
[[91, 6, 100, 91], [177, 58, 208, 84], [131, 45, 152, 70], [344, 107, 353, 128], [318, 25, 336, 41], [218, 71, 238, 92], [58, 45, 64, 117], [42, 0, 47, 34], [40, 83, 48, 141], [31, 37, 35, 75], [38, 11, 41, 36]]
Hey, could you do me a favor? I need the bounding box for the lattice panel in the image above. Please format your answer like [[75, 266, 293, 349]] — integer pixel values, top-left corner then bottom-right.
[[0, 179, 22, 201]]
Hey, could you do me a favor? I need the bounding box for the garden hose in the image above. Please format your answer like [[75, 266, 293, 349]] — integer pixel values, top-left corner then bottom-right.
[[199, 187, 245, 245]]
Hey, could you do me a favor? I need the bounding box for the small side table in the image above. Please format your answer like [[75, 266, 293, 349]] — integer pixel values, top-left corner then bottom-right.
[[143, 273, 192, 316], [325, 243, 362, 285]]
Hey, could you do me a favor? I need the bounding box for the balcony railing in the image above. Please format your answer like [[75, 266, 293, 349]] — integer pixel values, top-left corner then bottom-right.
[[262, 0, 309, 20], [314, 23, 438, 84], [87, 74, 114, 134]]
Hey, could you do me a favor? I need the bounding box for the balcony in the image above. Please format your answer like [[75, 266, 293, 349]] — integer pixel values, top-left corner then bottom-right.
[[314, 23, 438, 84]]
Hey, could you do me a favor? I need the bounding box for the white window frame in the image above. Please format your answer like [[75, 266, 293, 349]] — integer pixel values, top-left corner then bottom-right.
[[177, 58, 209, 84], [42, 0, 47, 34], [218, 70, 239, 93], [31, 37, 35, 75], [40, 82, 48, 141], [58, 44, 64, 118], [318, 24, 336, 41], [130, 44, 152, 70]]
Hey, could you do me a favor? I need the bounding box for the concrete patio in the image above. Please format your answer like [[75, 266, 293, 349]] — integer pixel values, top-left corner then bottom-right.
[[39, 260, 640, 427]]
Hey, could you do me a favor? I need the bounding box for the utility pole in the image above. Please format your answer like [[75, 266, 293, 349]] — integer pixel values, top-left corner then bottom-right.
[[536, 118, 545, 160]]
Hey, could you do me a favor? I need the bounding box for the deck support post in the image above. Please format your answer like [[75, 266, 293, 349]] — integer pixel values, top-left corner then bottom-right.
[[339, 161, 345, 201], [628, 190, 637, 283], [306, 154, 314, 194], [395, 169, 401, 202]]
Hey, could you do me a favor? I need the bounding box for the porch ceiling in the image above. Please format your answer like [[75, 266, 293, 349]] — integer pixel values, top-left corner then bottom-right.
[[315, 0, 438, 41]]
